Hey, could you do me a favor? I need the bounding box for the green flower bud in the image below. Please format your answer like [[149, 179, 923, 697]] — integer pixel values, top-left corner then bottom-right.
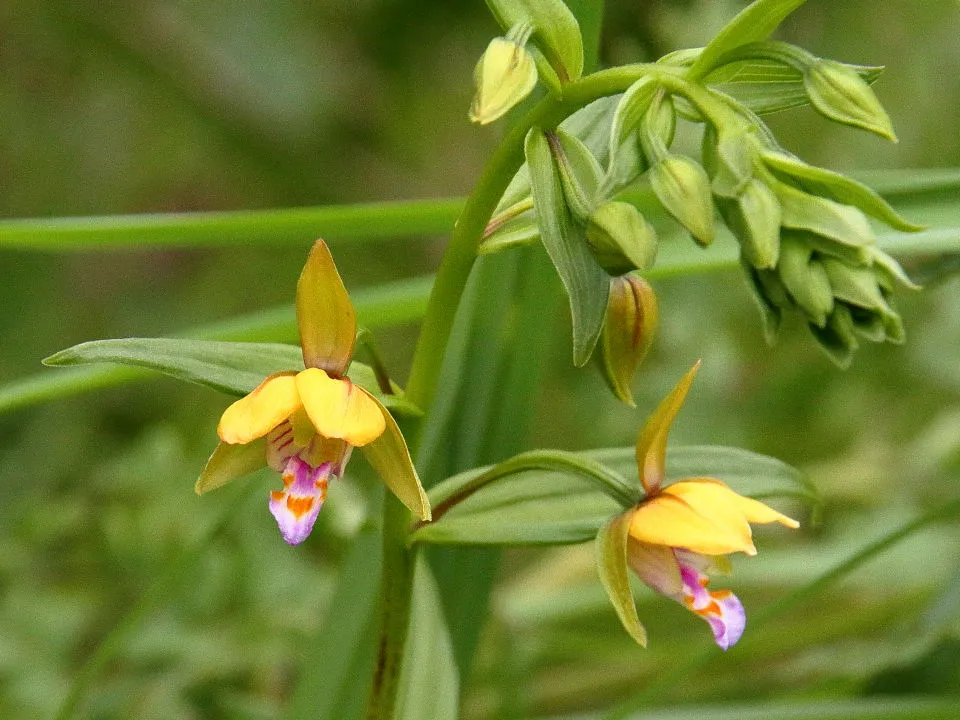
[[804, 59, 897, 141], [777, 238, 834, 328], [469, 26, 538, 125], [741, 261, 785, 343], [548, 129, 603, 223], [810, 303, 859, 368], [649, 155, 716, 247], [599, 274, 658, 406], [821, 257, 887, 312], [721, 179, 781, 270], [702, 125, 756, 199], [586, 201, 659, 275]]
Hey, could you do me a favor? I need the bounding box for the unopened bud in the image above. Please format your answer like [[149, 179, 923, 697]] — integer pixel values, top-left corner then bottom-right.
[[548, 130, 603, 223], [721, 179, 781, 270], [811, 303, 860, 368], [649, 155, 716, 247], [599, 274, 658, 406], [741, 261, 786, 343], [777, 237, 834, 328], [703, 126, 755, 199], [469, 27, 538, 125], [804, 59, 897, 141], [586, 201, 658, 274]]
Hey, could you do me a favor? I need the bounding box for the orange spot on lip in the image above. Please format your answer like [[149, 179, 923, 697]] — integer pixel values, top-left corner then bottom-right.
[[270, 491, 285, 502], [285, 495, 316, 519], [281, 473, 294, 488]]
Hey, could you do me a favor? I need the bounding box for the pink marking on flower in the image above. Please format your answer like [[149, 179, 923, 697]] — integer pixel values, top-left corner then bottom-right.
[[678, 562, 746, 650], [268, 456, 331, 545]]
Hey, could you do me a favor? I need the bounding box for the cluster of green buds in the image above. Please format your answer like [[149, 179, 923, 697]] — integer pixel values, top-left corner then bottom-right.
[[696, 41, 920, 365], [474, 9, 921, 383]]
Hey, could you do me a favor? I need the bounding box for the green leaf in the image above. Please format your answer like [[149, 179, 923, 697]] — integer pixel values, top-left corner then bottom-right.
[[688, 0, 809, 80], [526, 127, 610, 366], [486, 0, 584, 82], [395, 559, 460, 720], [411, 450, 636, 546], [44, 338, 304, 395], [42, 337, 420, 416], [761, 150, 923, 231], [590, 444, 819, 505], [596, 512, 647, 646]]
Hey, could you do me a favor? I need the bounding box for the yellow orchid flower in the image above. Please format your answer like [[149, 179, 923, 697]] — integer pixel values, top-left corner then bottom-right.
[[600, 362, 799, 649], [197, 240, 430, 545]]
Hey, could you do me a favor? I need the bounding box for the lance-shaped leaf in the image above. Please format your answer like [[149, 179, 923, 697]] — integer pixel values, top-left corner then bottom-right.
[[688, 0, 809, 80], [526, 127, 610, 366], [361, 396, 431, 521], [589, 445, 818, 506], [43, 337, 420, 416], [195, 438, 268, 494], [411, 450, 635, 546], [297, 239, 357, 376], [635, 362, 700, 495], [596, 511, 647, 646], [395, 559, 460, 720], [487, 0, 584, 84], [761, 150, 922, 232]]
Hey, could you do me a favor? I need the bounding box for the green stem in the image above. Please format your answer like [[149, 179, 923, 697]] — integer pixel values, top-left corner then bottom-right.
[[404, 63, 658, 416], [365, 493, 419, 720], [364, 64, 663, 720]]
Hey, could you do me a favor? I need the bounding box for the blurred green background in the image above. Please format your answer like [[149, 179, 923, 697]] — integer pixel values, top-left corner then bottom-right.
[[2, 1, 959, 718]]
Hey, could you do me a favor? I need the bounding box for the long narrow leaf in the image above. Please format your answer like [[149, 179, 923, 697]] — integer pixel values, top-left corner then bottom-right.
[[0, 199, 462, 250]]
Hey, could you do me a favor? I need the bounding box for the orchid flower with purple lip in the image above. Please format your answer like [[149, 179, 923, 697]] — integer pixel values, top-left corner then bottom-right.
[[598, 362, 799, 649], [196, 240, 430, 545]]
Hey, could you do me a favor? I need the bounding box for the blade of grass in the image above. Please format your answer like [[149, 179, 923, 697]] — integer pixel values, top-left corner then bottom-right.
[[0, 199, 462, 251]]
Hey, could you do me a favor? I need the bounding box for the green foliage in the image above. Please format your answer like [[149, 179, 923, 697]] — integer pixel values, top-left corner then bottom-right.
[[1, 1, 960, 719]]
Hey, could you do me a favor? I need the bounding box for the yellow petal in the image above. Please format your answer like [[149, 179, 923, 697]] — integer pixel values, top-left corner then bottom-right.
[[218, 373, 301, 445], [295, 368, 385, 446], [732, 493, 800, 528], [630, 493, 756, 556], [670, 477, 800, 528]]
